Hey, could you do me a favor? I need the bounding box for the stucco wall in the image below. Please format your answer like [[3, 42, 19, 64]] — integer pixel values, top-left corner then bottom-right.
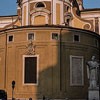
[[0, 26, 99, 99]]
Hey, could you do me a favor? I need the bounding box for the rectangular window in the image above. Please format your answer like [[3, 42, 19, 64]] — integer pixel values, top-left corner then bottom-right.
[[73, 34, 80, 42], [23, 55, 38, 85], [70, 55, 84, 86], [8, 35, 14, 42], [28, 33, 34, 40], [52, 33, 59, 40]]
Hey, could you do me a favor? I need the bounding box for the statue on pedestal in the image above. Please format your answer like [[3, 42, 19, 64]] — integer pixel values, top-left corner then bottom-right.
[[87, 56, 99, 89]]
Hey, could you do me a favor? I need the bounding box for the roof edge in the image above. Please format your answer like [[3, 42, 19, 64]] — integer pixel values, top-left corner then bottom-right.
[[0, 25, 99, 38]]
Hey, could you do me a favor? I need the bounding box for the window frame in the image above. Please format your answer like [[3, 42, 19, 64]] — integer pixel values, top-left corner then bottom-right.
[[70, 55, 84, 86], [51, 33, 59, 41], [34, 2, 46, 8], [23, 55, 39, 85], [7, 34, 14, 43], [27, 32, 35, 41], [73, 34, 80, 42]]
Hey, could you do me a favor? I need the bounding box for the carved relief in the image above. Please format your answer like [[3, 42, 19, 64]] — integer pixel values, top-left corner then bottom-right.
[[26, 41, 36, 55], [83, 24, 91, 30]]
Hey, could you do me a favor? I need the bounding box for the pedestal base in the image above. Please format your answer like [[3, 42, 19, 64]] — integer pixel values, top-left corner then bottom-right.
[[88, 88, 99, 100]]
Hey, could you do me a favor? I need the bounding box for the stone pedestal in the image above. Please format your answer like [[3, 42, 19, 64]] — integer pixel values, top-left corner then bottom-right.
[[88, 88, 99, 100]]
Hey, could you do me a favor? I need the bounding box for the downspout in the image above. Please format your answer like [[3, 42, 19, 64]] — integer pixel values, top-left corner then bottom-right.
[[59, 28, 63, 91], [4, 31, 7, 90]]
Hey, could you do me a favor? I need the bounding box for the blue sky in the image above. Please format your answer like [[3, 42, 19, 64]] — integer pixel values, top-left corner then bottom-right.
[[0, 0, 17, 16], [83, 0, 100, 9], [0, 0, 100, 16]]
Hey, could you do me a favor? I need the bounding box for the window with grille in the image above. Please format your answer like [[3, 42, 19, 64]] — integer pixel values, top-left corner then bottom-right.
[[28, 33, 34, 40], [52, 33, 59, 40]]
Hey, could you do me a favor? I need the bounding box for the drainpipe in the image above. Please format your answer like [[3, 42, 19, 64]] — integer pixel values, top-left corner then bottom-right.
[[59, 28, 63, 91], [4, 31, 7, 90]]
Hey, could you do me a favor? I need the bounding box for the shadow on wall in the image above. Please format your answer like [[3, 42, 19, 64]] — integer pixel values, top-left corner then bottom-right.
[[35, 31, 89, 100], [36, 41, 61, 99]]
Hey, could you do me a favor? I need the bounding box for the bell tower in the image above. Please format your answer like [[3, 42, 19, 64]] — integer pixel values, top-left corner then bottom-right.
[[16, 0, 64, 26], [16, 0, 72, 26]]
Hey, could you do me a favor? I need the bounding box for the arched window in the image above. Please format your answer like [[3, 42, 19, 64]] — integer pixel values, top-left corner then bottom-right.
[[65, 18, 71, 26], [35, 2, 45, 8], [67, 6, 70, 12], [67, 19, 70, 25]]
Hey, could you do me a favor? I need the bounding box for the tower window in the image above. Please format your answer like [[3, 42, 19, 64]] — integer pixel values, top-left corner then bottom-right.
[[67, 19, 70, 26], [8, 35, 14, 42], [73, 34, 80, 42], [28, 33, 34, 40], [65, 17, 71, 26], [35, 2, 45, 8], [67, 6, 70, 12], [52, 33, 59, 40]]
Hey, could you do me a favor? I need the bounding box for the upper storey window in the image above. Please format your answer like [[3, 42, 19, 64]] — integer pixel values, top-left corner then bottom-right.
[[8, 35, 14, 43], [28, 33, 34, 41], [66, 6, 70, 12], [73, 34, 80, 42], [52, 33, 59, 40], [35, 2, 45, 8]]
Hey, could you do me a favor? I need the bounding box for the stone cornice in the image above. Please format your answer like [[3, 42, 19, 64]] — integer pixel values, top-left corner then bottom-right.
[[30, 8, 51, 15]]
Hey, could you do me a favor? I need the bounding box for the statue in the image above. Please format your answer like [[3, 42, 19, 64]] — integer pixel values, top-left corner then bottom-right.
[[87, 56, 99, 89]]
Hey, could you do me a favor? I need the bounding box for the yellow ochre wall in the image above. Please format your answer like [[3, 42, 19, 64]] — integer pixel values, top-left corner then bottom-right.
[[56, 4, 60, 25], [34, 16, 46, 25], [30, 1, 51, 25], [23, 6, 26, 25], [0, 26, 99, 100]]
